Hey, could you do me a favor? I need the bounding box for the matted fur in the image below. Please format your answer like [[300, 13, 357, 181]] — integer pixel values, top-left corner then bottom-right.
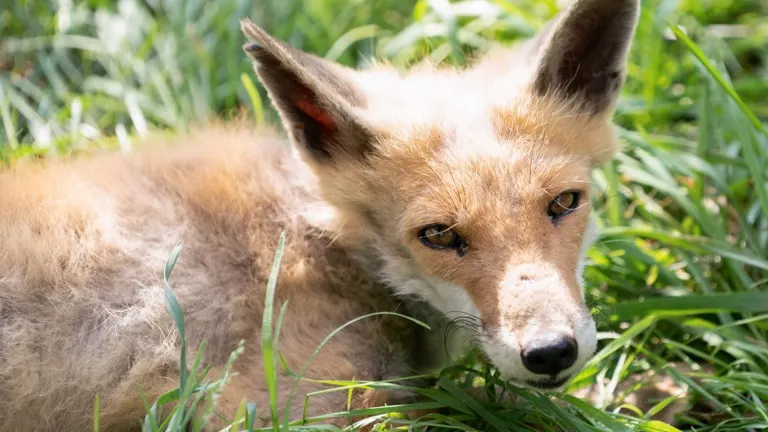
[[0, 0, 640, 430]]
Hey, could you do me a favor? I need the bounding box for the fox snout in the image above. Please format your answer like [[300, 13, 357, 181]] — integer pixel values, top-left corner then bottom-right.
[[484, 314, 597, 391], [478, 263, 597, 390]]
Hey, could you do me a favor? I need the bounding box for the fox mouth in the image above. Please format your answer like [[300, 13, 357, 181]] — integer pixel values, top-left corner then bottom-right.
[[524, 375, 571, 390]]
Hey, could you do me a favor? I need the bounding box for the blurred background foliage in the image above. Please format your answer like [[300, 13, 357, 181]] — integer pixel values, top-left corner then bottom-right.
[[3, 0, 768, 430]]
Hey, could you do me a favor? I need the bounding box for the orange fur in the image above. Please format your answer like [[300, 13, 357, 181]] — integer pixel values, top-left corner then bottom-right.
[[0, 1, 641, 430], [0, 125, 426, 430]]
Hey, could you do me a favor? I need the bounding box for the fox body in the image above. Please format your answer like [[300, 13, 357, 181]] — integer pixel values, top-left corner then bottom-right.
[[0, 0, 640, 430]]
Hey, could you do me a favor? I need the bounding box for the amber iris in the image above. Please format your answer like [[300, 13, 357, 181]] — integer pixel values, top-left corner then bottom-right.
[[418, 224, 466, 252], [548, 191, 581, 220]]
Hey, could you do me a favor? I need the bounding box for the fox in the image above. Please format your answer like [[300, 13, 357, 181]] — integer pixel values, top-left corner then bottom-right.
[[0, 0, 641, 430]]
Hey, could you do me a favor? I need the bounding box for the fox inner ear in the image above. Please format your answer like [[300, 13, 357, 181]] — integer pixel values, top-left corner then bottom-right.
[[240, 19, 373, 163], [530, 0, 641, 115]]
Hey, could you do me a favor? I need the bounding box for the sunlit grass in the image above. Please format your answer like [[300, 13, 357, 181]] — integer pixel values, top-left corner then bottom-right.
[[3, 0, 768, 430]]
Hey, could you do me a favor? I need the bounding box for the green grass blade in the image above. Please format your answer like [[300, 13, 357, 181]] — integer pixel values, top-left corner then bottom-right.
[[240, 73, 265, 128], [162, 242, 188, 402], [280, 311, 431, 427], [93, 394, 100, 432], [261, 232, 286, 432], [668, 25, 767, 138], [612, 292, 768, 320]]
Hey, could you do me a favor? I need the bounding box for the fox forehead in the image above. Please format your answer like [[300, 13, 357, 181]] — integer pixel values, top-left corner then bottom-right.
[[348, 66, 520, 134], [349, 65, 619, 174], [361, 96, 612, 204], [402, 154, 591, 214], [350, 47, 535, 121]]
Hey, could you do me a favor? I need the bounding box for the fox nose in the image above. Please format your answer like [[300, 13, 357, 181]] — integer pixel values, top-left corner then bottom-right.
[[521, 335, 578, 375]]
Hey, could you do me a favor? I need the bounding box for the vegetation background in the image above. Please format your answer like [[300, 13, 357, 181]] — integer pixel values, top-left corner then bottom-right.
[[2, 0, 768, 430]]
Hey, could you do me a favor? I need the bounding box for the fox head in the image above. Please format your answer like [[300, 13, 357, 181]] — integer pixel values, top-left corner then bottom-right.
[[242, 0, 640, 390]]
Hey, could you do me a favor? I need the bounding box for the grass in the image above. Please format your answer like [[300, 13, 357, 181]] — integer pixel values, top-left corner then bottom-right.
[[3, 0, 768, 430]]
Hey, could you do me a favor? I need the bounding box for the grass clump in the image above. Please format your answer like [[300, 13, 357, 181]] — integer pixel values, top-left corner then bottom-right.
[[3, 0, 768, 430]]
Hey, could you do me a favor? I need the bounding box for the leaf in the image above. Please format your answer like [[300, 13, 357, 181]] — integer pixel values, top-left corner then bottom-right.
[[586, 315, 657, 368], [638, 420, 683, 432], [93, 394, 100, 432], [162, 242, 189, 405], [240, 73, 264, 128], [612, 292, 768, 320], [261, 232, 287, 432]]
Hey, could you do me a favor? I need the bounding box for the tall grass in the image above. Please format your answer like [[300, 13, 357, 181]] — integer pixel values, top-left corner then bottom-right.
[[3, 0, 768, 430]]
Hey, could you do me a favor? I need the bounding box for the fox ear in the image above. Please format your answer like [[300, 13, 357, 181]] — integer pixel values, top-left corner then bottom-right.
[[240, 18, 374, 163], [529, 0, 640, 115]]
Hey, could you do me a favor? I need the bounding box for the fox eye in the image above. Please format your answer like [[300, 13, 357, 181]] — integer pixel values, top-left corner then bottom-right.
[[548, 191, 581, 221], [418, 224, 468, 256]]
